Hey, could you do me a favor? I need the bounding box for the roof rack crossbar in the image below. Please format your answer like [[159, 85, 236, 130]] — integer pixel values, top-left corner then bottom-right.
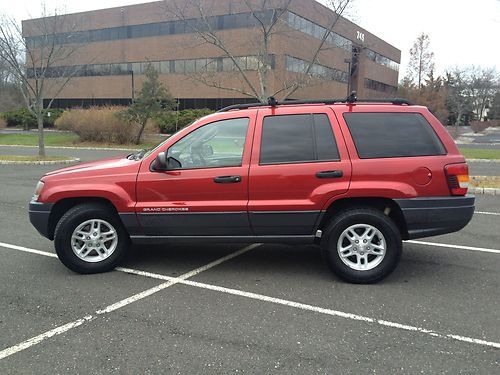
[[217, 97, 413, 112]]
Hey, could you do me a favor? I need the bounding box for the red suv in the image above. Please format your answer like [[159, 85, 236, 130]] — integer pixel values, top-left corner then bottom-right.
[[29, 98, 474, 283]]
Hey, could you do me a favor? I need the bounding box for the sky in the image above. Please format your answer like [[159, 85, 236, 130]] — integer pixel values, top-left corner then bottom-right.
[[2, 0, 499, 80]]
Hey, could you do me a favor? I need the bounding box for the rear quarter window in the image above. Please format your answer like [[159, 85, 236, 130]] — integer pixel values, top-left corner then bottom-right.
[[343, 112, 446, 158]]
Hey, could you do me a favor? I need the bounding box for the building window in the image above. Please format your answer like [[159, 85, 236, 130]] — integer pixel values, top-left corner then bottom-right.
[[286, 11, 352, 52], [285, 55, 347, 84], [364, 78, 397, 94], [34, 54, 274, 79]]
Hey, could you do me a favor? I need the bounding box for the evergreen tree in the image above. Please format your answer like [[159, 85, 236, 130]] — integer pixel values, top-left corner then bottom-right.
[[125, 63, 174, 144]]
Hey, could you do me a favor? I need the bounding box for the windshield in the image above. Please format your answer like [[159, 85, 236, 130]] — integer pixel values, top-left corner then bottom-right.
[[127, 125, 192, 161]]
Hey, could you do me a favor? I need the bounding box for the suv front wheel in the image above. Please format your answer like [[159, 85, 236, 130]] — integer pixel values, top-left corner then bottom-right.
[[54, 203, 129, 274], [321, 208, 402, 283]]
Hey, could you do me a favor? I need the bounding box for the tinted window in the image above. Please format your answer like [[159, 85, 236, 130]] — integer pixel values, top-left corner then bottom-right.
[[168, 118, 249, 169], [260, 114, 339, 164], [314, 114, 340, 160], [343, 113, 445, 158]]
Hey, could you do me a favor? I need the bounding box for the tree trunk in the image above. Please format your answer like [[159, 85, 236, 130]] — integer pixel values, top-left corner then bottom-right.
[[453, 110, 463, 138], [135, 120, 147, 145], [37, 112, 46, 157]]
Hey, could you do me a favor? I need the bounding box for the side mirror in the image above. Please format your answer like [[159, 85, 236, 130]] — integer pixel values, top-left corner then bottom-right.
[[153, 152, 167, 171]]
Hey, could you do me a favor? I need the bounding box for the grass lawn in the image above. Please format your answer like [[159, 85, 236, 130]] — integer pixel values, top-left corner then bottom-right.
[[0, 133, 78, 146], [0, 133, 156, 149], [0, 155, 72, 161], [458, 147, 500, 160], [470, 176, 500, 188]]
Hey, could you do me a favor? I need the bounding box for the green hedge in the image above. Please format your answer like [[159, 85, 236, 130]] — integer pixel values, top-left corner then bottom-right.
[[154, 108, 214, 134], [1, 108, 64, 128]]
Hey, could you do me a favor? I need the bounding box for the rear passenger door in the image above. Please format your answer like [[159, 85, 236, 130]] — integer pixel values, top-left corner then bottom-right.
[[248, 107, 351, 236]]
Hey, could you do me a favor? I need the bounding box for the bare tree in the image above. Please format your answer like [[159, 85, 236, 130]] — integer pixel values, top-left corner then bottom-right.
[[406, 33, 434, 91], [468, 66, 498, 121], [445, 66, 499, 129], [0, 6, 84, 157], [164, 0, 351, 103], [445, 68, 472, 129]]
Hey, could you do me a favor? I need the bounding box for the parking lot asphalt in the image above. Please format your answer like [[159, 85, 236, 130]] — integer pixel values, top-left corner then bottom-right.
[[0, 150, 499, 374]]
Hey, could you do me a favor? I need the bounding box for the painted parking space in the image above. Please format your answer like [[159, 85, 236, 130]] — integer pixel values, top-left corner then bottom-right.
[[1, 151, 499, 372], [1, 281, 498, 374], [0, 247, 160, 350], [0, 238, 499, 368], [0, 240, 498, 373]]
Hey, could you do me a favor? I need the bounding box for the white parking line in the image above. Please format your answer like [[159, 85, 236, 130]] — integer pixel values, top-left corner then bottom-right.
[[475, 211, 500, 216], [0, 241, 499, 353], [116, 267, 500, 349], [0, 243, 260, 360], [406, 240, 500, 254], [96, 243, 261, 314], [0, 316, 94, 360], [0, 242, 57, 258]]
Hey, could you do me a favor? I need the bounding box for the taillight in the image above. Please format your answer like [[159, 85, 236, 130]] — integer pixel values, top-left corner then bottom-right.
[[445, 163, 469, 196]]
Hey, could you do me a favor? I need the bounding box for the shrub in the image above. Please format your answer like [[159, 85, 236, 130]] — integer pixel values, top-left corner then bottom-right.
[[55, 107, 136, 144], [2, 108, 34, 128], [154, 108, 214, 134], [2, 107, 63, 128], [470, 121, 490, 133]]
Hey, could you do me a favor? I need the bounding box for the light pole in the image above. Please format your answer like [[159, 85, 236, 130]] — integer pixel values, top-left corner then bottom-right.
[[344, 58, 351, 97], [128, 70, 135, 101]]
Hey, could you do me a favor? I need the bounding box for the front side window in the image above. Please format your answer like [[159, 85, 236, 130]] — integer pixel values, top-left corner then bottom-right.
[[167, 118, 249, 169], [260, 114, 340, 164], [343, 113, 446, 159]]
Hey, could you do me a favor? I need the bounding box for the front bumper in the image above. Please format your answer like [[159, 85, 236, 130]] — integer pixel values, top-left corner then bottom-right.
[[29, 201, 54, 239], [395, 195, 475, 240]]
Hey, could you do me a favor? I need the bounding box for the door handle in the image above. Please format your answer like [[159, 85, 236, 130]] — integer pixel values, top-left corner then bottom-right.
[[213, 175, 242, 183], [316, 170, 343, 179]]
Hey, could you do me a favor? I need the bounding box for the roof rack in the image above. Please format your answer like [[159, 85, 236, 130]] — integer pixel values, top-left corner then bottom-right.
[[217, 93, 413, 112]]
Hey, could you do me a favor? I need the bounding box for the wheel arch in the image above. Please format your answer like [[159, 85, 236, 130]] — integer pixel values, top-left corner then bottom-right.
[[47, 197, 120, 240], [317, 197, 408, 240]]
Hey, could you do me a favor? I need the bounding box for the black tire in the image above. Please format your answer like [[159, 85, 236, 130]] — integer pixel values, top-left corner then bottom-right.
[[54, 203, 129, 274], [321, 208, 402, 284]]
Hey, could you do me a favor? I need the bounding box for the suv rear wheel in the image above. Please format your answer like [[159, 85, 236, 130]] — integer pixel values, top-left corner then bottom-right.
[[321, 208, 402, 283], [54, 203, 129, 274]]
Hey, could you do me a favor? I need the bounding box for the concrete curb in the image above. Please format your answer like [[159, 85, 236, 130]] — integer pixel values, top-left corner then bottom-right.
[[0, 144, 139, 151], [466, 158, 500, 163], [0, 157, 80, 165]]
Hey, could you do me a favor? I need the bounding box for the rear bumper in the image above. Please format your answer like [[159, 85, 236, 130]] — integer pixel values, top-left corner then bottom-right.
[[395, 195, 475, 240], [29, 201, 54, 240]]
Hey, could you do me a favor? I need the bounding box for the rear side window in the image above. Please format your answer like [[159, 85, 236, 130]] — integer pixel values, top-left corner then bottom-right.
[[343, 113, 445, 158], [260, 114, 339, 164]]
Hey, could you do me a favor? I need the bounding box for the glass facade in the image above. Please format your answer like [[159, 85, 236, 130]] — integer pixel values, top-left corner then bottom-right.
[[364, 78, 397, 94], [25, 8, 398, 72], [25, 10, 274, 49], [27, 55, 272, 78], [285, 11, 352, 52], [365, 49, 399, 71], [285, 11, 399, 72], [285, 55, 348, 84]]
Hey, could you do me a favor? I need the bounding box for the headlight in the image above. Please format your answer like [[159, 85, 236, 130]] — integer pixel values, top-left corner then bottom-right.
[[33, 181, 45, 201]]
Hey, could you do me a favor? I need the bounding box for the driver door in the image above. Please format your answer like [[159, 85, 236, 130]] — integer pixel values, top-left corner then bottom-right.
[[135, 114, 255, 236]]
